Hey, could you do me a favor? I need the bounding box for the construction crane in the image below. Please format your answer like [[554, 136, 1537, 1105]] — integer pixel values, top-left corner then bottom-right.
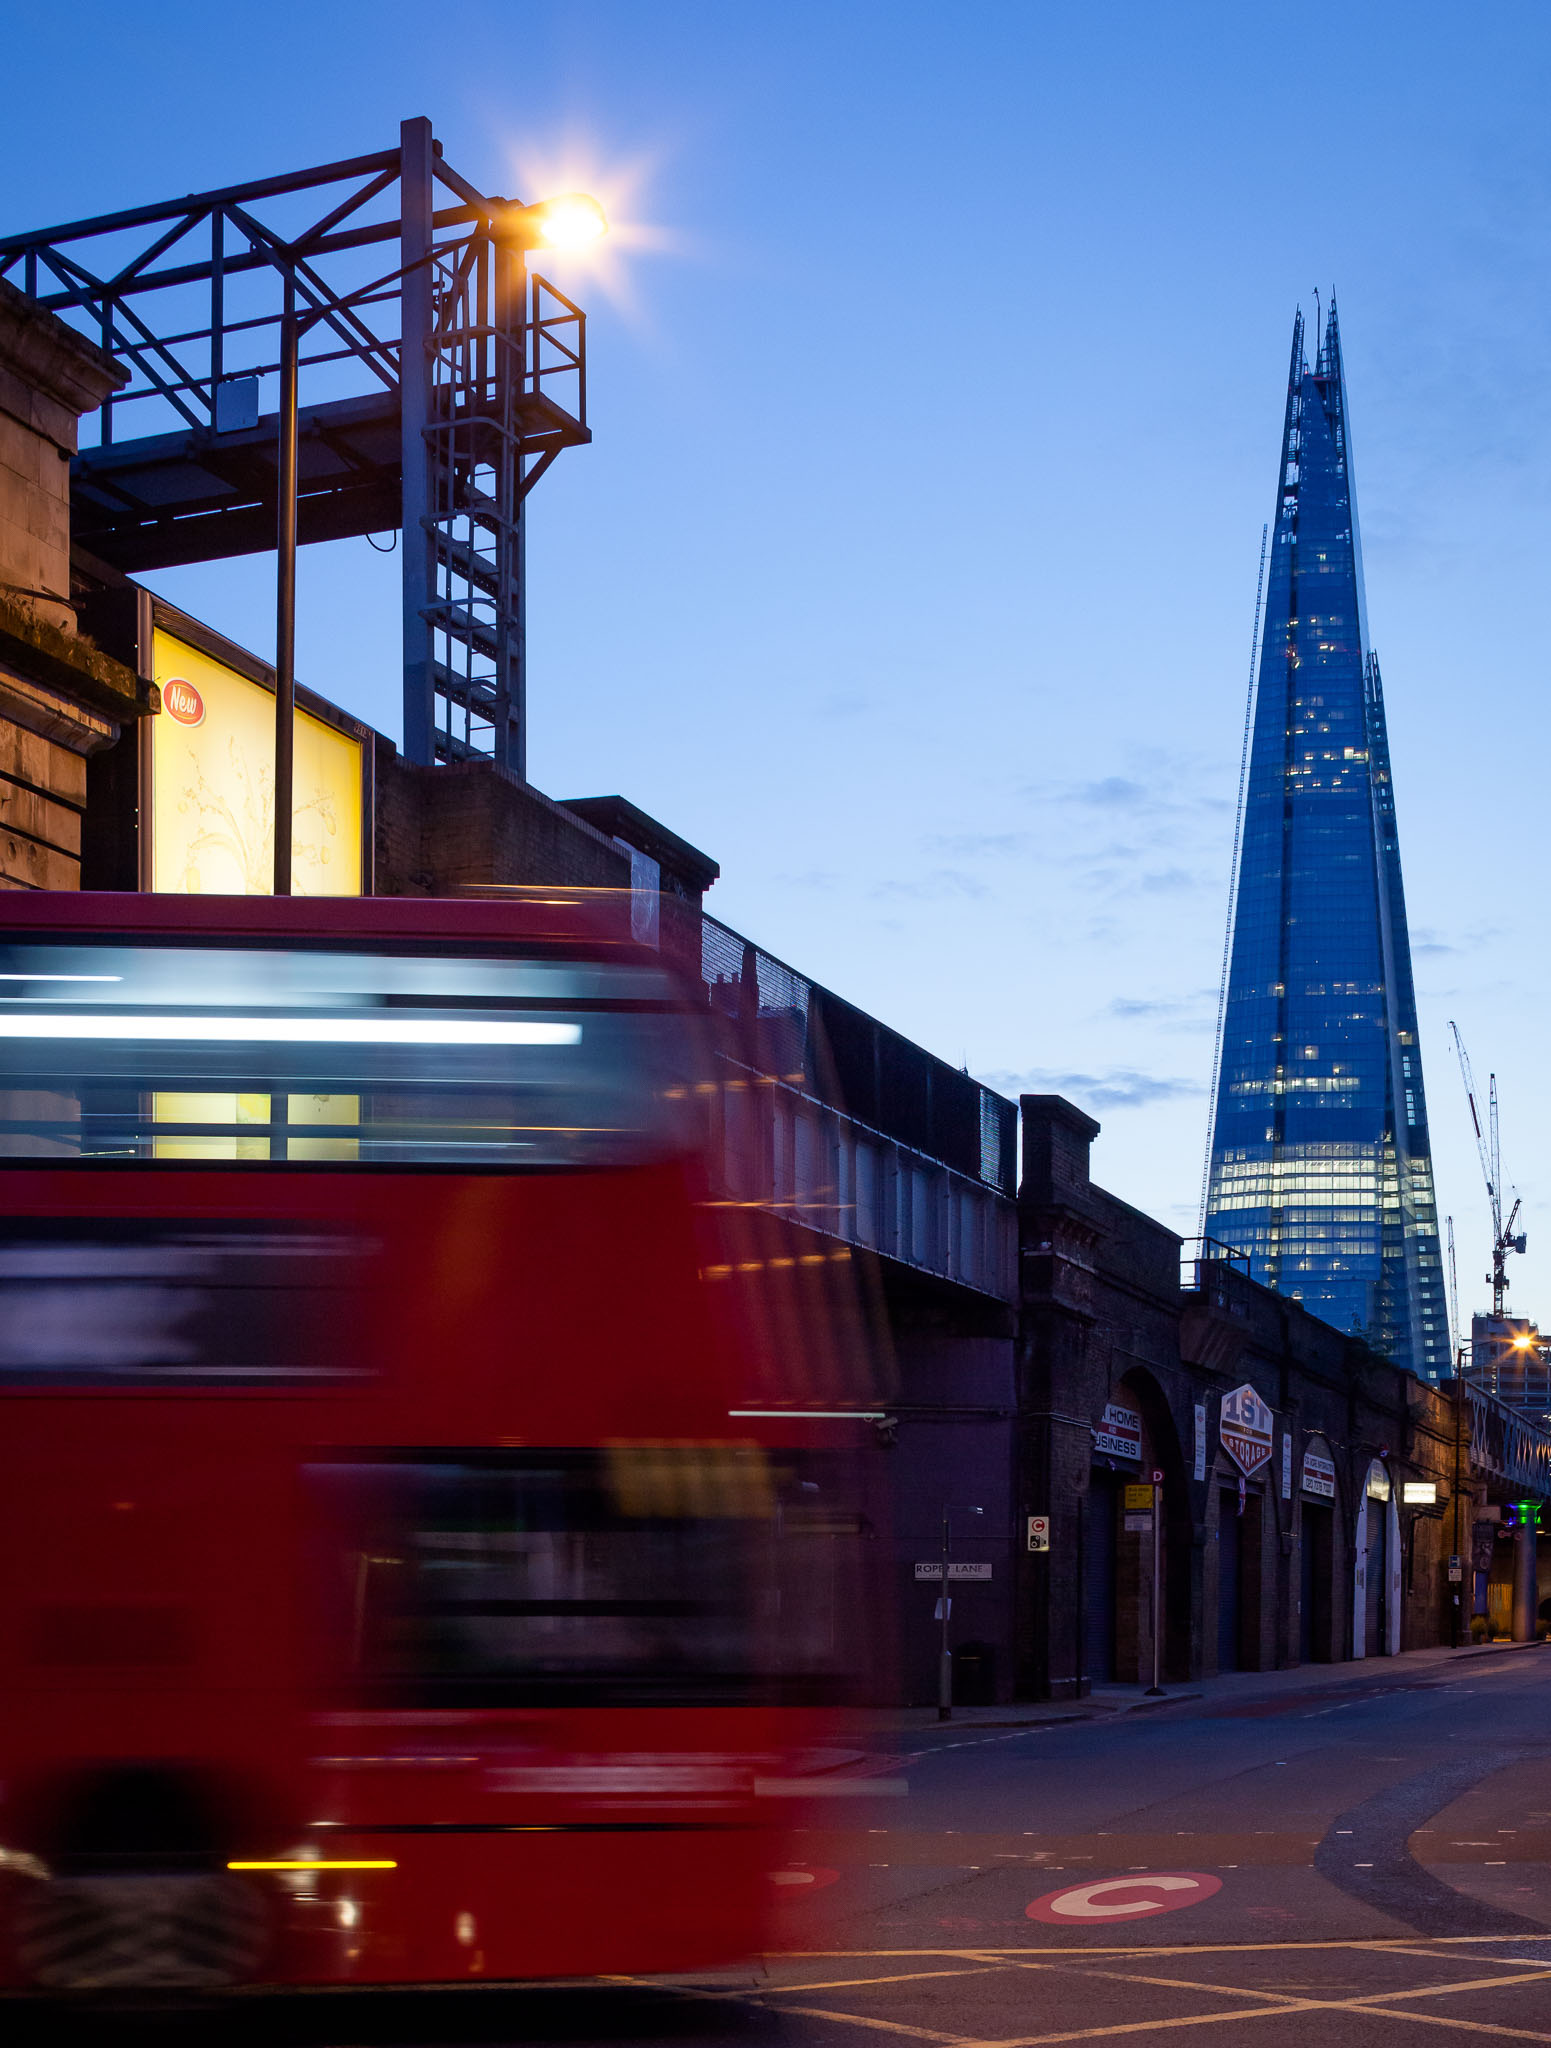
[[1449, 1020, 1526, 1318], [1446, 1215, 1461, 1369]]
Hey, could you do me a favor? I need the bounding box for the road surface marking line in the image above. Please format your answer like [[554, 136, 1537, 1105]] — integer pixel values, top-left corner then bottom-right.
[[962, 1974, 1551, 2048], [764, 1968, 1010, 1995], [626, 1979, 969, 2042], [1339, 1970, 1551, 2007], [1339, 2011, 1551, 2043], [973, 1955, 1309, 2009], [957, 2002, 1328, 2046], [1352, 1943, 1547, 1969], [766, 1937, 1551, 1958], [770, 2002, 973, 2043]]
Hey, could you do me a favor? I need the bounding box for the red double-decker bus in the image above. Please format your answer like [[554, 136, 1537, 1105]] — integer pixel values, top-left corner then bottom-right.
[[0, 891, 872, 1995]]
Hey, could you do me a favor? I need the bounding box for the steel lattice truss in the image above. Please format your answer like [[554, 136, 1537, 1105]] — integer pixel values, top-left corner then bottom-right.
[[1462, 1377, 1551, 1499], [0, 119, 589, 768]]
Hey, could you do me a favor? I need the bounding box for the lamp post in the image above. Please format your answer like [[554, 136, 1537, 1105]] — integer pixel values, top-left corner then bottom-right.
[[938, 1504, 983, 1720], [1146, 1468, 1165, 1697], [270, 189, 605, 894]]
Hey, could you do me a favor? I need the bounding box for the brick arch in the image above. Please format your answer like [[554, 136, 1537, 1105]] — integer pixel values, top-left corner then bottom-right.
[[1116, 1366, 1193, 1682]]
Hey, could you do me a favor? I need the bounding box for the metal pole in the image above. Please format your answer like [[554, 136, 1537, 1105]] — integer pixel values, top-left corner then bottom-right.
[[274, 291, 298, 897], [1146, 1473, 1164, 1695], [491, 229, 528, 777], [938, 1505, 952, 1721], [1075, 1492, 1086, 1698], [1452, 1362, 1464, 1648], [399, 116, 437, 766]]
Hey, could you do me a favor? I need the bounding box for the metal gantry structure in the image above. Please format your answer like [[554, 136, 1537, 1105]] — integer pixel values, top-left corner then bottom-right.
[[0, 118, 590, 771]]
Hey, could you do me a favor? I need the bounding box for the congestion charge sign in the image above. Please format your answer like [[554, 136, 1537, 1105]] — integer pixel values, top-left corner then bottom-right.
[[1220, 1384, 1274, 1480], [1026, 1872, 1223, 1924]]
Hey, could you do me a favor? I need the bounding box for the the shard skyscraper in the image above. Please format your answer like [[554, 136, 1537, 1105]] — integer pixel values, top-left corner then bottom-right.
[[1204, 302, 1450, 1380]]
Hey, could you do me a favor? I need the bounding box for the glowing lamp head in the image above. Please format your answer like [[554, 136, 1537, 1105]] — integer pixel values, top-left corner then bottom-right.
[[532, 193, 609, 251], [1514, 1334, 1535, 1351]]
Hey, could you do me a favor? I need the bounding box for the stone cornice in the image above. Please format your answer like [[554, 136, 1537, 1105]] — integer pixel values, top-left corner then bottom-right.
[[0, 276, 125, 446], [0, 591, 151, 741]]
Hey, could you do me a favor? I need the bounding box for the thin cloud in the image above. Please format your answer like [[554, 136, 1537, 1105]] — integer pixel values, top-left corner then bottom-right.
[[925, 831, 1034, 858], [1078, 776, 1149, 807], [1108, 995, 1197, 1019], [980, 1067, 1207, 1111], [871, 869, 988, 902]]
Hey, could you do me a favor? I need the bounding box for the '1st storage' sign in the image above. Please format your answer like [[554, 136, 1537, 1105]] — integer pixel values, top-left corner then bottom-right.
[[1220, 1384, 1274, 1479]]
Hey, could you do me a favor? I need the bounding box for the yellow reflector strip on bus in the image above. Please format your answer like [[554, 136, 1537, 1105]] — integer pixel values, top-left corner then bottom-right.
[[227, 1858, 398, 1872]]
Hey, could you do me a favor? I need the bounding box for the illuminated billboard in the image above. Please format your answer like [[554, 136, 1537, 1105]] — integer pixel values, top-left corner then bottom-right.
[[149, 628, 365, 895]]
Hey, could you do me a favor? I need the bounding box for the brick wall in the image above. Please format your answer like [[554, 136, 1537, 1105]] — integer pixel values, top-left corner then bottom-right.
[[373, 742, 631, 895], [1013, 1093, 1470, 1698]]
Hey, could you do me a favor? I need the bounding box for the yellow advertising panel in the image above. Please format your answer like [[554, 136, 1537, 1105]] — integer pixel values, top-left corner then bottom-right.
[[150, 629, 363, 895]]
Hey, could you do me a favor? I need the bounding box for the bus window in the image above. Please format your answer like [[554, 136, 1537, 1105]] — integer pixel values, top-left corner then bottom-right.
[[0, 941, 701, 1167], [310, 1452, 869, 1709], [0, 1219, 372, 1386]]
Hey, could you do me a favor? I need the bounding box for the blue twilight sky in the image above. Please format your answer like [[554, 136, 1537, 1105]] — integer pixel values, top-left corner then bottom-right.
[[4, 2, 1549, 1320]]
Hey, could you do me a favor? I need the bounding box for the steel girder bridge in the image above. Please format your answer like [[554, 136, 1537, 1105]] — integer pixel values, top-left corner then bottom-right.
[[0, 118, 588, 771], [1457, 1375, 1551, 1503]]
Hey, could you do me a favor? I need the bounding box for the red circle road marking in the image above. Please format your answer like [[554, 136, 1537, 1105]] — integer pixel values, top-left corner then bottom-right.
[[1026, 1872, 1223, 1924], [769, 1866, 840, 1890]]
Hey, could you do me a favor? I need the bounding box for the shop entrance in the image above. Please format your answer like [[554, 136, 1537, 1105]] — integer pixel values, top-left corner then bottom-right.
[[1364, 1499, 1386, 1655], [1084, 1473, 1116, 1684], [1217, 1489, 1242, 1671], [1300, 1500, 1334, 1662], [1356, 1461, 1395, 1657], [1218, 1487, 1264, 1670]]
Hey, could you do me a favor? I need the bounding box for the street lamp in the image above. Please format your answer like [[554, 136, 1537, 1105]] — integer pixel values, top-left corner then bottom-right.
[[270, 189, 606, 893], [501, 192, 609, 252], [937, 1504, 983, 1721]]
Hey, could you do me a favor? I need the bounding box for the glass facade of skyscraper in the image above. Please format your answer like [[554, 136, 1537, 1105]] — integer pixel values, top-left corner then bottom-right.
[[1205, 304, 1450, 1379]]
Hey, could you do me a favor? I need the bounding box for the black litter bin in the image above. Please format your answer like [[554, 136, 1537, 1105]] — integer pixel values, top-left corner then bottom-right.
[[952, 1641, 995, 1706]]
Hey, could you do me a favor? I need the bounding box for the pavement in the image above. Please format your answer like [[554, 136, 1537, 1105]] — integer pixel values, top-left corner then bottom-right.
[[883, 1634, 1550, 1733]]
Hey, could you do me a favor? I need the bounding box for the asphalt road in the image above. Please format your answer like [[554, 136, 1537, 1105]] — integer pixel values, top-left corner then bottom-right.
[[37, 1647, 1551, 2045]]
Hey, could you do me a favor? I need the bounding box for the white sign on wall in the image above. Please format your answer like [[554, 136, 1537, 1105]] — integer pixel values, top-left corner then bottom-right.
[[1093, 1402, 1142, 1461], [1193, 1402, 1207, 1482], [1281, 1432, 1293, 1501], [1220, 1384, 1274, 1479], [1302, 1446, 1336, 1498]]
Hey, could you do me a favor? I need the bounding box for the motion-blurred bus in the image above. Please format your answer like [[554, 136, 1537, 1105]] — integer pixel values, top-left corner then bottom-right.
[[0, 891, 875, 1994]]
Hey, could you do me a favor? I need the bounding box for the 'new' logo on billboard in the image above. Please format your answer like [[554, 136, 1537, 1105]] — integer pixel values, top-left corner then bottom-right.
[[163, 678, 206, 727]]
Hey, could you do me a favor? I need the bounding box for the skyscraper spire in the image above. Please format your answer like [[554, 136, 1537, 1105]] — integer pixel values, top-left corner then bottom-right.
[[1204, 309, 1449, 1379]]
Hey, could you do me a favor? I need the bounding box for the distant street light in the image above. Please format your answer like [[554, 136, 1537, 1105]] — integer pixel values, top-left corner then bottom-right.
[[272, 190, 606, 893]]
